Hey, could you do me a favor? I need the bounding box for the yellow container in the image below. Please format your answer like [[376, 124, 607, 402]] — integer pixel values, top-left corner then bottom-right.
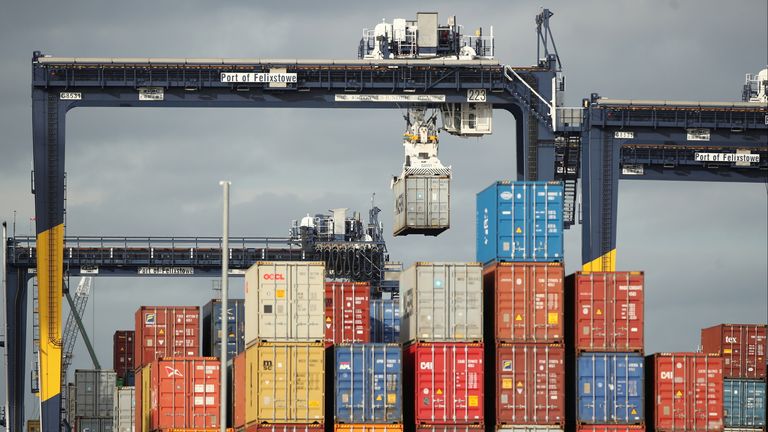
[[27, 420, 41, 432], [334, 425, 403, 432], [245, 342, 325, 424]]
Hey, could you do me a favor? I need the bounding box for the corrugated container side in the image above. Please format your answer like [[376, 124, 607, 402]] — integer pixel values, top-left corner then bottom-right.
[[113, 386, 135, 432], [113, 330, 135, 381], [139, 357, 221, 431], [75, 369, 117, 418], [400, 262, 483, 343], [202, 299, 246, 358], [27, 420, 40, 432], [392, 174, 450, 236], [724, 379, 766, 428], [233, 352, 246, 430], [403, 342, 485, 425], [334, 425, 403, 432], [476, 181, 564, 264], [701, 324, 767, 379], [245, 342, 325, 424], [134, 306, 200, 369], [647, 353, 724, 432], [576, 427, 645, 432], [415, 426, 485, 432], [568, 272, 645, 352], [334, 344, 402, 423], [325, 282, 371, 346], [497, 427, 565, 432], [246, 424, 324, 432], [244, 262, 325, 344], [576, 353, 644, 424], [723, 429, 768, 432], [495, 344, 565, 425], [370, 299, 400, 344], [484, 262, 564, 343], [75, 417, 113, 432]]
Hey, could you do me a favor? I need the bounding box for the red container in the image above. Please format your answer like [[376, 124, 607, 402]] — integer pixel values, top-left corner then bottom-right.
[[324, 281, 371, 346], [134, 306, 200, 369], [113, 330, 135, 380], [648, 353, 724, 432], [404, 342, 484, 425], [495, 344, 565, 425], [701, 324, 767, 379], [484, 262, 564, 343], [577, 426, 645, 432], [570, 272, 644, 352], [245, 424, 323, 432], [233, 351, 246, 430], [137, 357, 221, 432]]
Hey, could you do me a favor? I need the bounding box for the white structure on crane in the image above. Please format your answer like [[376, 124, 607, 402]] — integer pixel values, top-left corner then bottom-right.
[[743, 68, 768, 103]]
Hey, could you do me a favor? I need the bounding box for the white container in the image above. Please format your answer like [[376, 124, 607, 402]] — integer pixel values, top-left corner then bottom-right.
[[112, 386, 134, 432], [392, 174, 450, 236], [244, 261, 325, 344], [75, 369, 117, 418], [399, 262, 483, 343]]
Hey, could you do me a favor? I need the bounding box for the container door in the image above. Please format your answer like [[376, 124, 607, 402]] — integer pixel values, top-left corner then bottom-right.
[[578, 354, 608, 423], [335, 346, 365, 422], [613, 355, 643, 423], [416, 265, 447, 340]]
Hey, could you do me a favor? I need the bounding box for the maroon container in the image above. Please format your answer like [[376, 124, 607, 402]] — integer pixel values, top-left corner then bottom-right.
[[404, 342, 484, 425], [113, 330, 134, 380], [701, 324, 767, 379], [495, 343, 565, 425], [647, 353, 724, 432], [484, 262, 564, 343], [569, 272, 644, 352], [324, 281, 371, 346], [134, 306, 200, 370]]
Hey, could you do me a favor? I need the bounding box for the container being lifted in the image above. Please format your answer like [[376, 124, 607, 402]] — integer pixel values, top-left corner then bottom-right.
[[392, 108, 451, 237]]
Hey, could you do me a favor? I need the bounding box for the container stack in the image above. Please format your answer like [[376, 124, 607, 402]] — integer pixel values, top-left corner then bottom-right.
[[400, 262, 485, 432], [243, 261, 326, 432], [132, 306, 216, 432], [202, 298, 246, 358], [701, 324, 767, 432], [567, 272, 646, 432], [113, 330, 135, 386], [645, 353, 724, 432], [73, 369, 117, 432], [476, 180, 566, 432], [113, 385, 134, 432]]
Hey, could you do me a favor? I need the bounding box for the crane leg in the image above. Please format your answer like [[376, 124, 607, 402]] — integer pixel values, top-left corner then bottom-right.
[[581, 127, 618, 271], [32, 89, 66, 432], [4, 267, 29, 432]]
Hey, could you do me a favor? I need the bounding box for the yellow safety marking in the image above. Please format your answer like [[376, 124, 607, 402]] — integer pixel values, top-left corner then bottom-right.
[[276, 289, 285, 298], [582, 249, 616, 272], [675, 390, 683, 397], [387, 394, 397, 404], [436, 389, 443, 395], [515, 227, 523, 234], [631, 408, 637, 415], [548, 312, 559, 325], [516, 381, 524, 388], [515, 314, 523, 321], [502, 378, 512, 389], [468, 395, 478, 407], [596, 309, 603, 316], [37, 224, 64, 402]]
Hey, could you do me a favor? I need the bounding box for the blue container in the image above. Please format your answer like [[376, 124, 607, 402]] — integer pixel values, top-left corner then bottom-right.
[[476, 181, 564, 264], [202, 298, 245, 358], [370, 299, 400, 343], [577, 353, 644, 424], [724, 379, 766, 428], [334, 343, 402, 423]]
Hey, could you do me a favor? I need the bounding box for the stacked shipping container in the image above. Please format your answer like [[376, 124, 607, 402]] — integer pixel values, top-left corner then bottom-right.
[[400, 262, 485, 428], [567, 272, 646, 431], [203, 298, 246, 358], [370, 299, 400, 344], [133, 305, 214, 432], [244, 262, 327, 431], [113, 331, 135, 386], [645, 353, 724, 432], [74, 369, 117, 432], [701, 324, 767, 432], [478, 180, 566, 432]]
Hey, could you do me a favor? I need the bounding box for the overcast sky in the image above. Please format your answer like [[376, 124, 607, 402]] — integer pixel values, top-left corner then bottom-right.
[[1, 0, 767, 421]]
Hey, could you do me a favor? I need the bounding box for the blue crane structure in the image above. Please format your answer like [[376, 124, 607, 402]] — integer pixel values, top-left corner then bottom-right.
[[3, 9, 767, 432]]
